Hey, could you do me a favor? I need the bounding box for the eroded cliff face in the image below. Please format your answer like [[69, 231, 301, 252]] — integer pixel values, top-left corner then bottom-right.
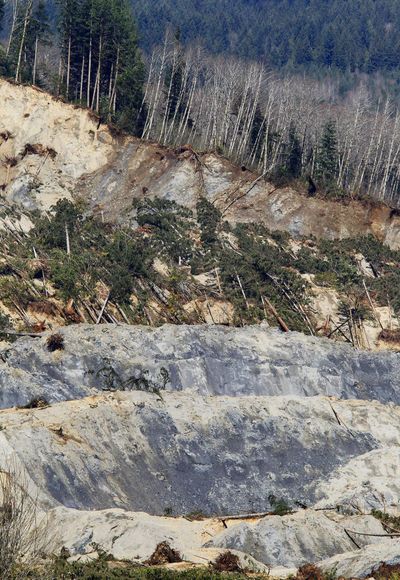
[[0, 80, 114, 210], [0, 391, 396, 515], [0, 324, 398, 574], [1, 78, 400, 248]]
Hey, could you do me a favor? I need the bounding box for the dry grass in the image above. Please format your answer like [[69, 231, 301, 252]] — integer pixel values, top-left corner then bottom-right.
[[21, 144, 57, 159], [0, 458, 55, 579], [145, 542, 182, 566], [379, 328, 400, 343], [296, 564, 325, 580], [29, 301, 59, 317], [46, 333, 64, 352], [373, 562, 400, 579], [211, 551, 242, 573]]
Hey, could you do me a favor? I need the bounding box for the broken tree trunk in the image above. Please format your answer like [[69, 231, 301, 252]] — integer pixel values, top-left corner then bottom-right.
[[263, 296, 289, 332]]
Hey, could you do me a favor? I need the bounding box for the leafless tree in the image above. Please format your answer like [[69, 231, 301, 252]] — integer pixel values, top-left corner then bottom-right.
[[0, 458, 53, 579], [141, 33, 400, 206]]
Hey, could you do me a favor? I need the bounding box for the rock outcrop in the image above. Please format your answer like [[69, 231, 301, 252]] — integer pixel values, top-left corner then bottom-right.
[[0, 391, 383, 513], [319, 542, 400, 578], [45, 506, 390, 572], [1, 324, 399, 409], [0, 80, 113, 211], [207, 512, 388, 567]]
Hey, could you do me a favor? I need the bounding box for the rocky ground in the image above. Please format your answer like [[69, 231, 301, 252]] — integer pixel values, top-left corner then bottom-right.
[[0, 324, 399, 576]]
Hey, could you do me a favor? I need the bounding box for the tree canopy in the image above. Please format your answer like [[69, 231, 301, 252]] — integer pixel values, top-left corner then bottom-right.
[[131, 0, 400, 76], [57, 0, 145, 131]]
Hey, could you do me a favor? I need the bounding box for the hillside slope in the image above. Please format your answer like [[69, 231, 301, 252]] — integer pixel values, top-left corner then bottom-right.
[[1, 78, 400, 352], [1, 78, 400, 247], [0, 79, 400, 577]]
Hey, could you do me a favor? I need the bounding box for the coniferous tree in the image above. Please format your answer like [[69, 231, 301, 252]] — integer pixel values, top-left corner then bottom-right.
[[0, 0, 4, 32], [316, 120, 339, 184], [29, 0, 50, 84], [9, 0, 34, 82], [57, 0, 80, 97], [0, 0, 7, 76], [57, 0, 145, 133], [250, 105, 265, 162], [164, 29, 186, 122], [108, 0, 146, 133], [5, 0, 50, 82]]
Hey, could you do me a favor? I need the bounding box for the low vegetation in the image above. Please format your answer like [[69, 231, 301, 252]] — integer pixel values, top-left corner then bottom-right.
[[268, 495, 292, 516], [46, 333, 65, 352], [372, 509, 400, 533], [295, 564, 340, 580], [13, 546, 263, 579], [211, 551, 243, 573], [0, 197, 399, 346], [373, 562, 400, 580], [0, 460, 52, 580], [15, 562, 262, 579]]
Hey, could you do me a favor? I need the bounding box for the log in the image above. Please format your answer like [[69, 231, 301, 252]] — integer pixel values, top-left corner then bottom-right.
[[96, 292, 110, 324], [344, 528, 400, 538], [1, 330, 42, 338], [263, 296, 289, 332]]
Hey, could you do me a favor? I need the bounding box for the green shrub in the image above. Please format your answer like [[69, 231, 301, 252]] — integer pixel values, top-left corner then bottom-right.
[[196, 198, 221, 246], [33, 199, 84, 251], [0, 313, 10, 333], [268, 495, 292, 516], [134, 198, 194, 263]]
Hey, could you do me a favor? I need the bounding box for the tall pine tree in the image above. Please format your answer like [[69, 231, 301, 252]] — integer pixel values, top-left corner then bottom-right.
[[0, 0, 7, 75], [57, 0, 145, 134], [6, 0, 49, 83], [29, 0, 50, 84], [316, 120, 339, 184], [0, 0, 4, 33], [164, 29, 187, 123]]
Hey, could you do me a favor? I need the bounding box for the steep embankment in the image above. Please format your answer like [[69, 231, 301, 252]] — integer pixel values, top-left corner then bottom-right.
[[1, 390, 398, 515], [1, 78, 400, 247], [1, 324, 400, 408], [0, 80, 113, 211], [0, 324, 399, 573]]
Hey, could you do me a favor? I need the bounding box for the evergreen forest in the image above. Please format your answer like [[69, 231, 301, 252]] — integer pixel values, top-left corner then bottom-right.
[[2, 1, 400, 205], [7, 0, 400, 77], [132, 0, 400, 77]]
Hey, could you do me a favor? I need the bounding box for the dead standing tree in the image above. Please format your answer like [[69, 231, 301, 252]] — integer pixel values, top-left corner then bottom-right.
[[0, 459, 53, 579]]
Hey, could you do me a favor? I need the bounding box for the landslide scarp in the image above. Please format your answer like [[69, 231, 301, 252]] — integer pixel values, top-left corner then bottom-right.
[[1, 78, 400, 248], [0, 324, 399, 409]]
